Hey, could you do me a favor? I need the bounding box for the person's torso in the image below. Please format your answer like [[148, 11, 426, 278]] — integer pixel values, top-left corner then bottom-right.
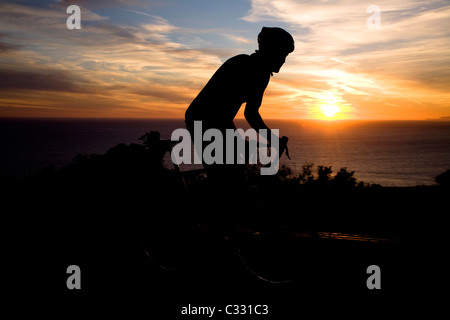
[[185, 54, 270, 126]]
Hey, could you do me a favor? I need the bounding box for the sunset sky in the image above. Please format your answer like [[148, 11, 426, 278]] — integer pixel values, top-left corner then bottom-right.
[[0, 0, 449, 120]]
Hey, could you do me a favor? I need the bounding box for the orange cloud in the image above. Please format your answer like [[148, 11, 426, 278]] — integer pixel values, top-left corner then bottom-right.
[[243, 0, 450, 119]]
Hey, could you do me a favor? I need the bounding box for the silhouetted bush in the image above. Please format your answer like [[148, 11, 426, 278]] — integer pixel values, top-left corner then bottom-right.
[[435, 169, 450, 188], [274, 163, 378, 189], [332, 168, 357, 188], [297, 163, 315, 184], [21, 130, 186, 218], [317, 165, 333, 186]]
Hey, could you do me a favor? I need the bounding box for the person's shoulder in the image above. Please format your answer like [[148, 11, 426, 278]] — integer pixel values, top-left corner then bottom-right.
[[225, 54, 251, 65], [217, 54, 251, 74]]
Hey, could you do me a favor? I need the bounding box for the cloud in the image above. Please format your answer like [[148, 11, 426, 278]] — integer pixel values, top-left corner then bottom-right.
[[224, 34, 253, 44], [243, 0, 450, 59], [1, 1, 448, 119], [241, 0, 450, 118], [0, 67, 92, 93], [57, 0, 150, 10], [131, 84, 195, 104], [0, 2, 232, 117], [0, 32, 22, 52], [0, 41, 21, 53]]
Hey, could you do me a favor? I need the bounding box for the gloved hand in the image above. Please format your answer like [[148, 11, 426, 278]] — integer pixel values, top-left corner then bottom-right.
[[279, 136, 291, 159]]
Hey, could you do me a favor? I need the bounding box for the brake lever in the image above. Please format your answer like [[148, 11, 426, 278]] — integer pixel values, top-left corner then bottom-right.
[[280, 136, 291, 160], [285, 144, 291, 160]]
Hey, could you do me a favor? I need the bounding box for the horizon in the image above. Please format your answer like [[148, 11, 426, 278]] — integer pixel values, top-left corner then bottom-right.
[[0, 116, 450, 128], [1, 1, 449, 120], [1, 116, 450, 121]]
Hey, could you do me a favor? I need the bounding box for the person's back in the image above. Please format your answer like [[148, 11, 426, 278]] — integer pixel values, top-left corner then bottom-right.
[[185, 53, 270, 130]]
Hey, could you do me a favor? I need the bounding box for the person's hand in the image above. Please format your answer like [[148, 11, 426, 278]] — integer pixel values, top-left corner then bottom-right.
[[279, 136, 291, 159]]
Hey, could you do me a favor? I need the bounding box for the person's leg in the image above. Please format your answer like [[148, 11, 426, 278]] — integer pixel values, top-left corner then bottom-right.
[[184, 120, 254, 227]]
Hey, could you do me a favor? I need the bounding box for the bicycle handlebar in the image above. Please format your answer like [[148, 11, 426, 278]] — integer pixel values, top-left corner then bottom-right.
[[162, 135, 291, 160]]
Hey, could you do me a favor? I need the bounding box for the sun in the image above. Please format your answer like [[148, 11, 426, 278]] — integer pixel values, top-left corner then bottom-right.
[[320, 104, 341, 118]]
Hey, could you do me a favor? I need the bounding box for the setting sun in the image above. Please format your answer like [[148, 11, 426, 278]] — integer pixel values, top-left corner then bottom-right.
[[320, 104, 341, 118]]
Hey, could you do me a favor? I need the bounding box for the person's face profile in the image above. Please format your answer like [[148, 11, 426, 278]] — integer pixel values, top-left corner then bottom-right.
[[269, 51, 289, 73]]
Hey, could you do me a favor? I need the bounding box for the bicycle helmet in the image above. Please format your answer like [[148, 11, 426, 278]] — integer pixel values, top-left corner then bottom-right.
[[257, 27, 295, 54]]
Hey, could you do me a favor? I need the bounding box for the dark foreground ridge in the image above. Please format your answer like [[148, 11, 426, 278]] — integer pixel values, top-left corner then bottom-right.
[[3, 131, 448, 317]]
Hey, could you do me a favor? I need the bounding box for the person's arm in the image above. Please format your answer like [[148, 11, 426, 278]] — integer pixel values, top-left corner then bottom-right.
[[244, 80, 278, 145], [244, 102, 270, 132], [244, 74, 271, 133], [244, 89, 289, 157]]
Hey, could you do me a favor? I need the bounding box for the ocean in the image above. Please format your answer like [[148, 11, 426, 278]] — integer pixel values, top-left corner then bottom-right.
[[1, 118, 449, 187]]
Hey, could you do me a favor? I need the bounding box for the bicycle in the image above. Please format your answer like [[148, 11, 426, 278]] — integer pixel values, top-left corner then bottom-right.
[[135, 134, 303, 285]]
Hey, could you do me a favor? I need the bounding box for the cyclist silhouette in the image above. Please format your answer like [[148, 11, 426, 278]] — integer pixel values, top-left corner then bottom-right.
[[185, 27, 294, 186]]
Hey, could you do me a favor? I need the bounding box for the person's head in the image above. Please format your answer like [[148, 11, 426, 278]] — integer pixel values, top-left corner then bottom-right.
[[257, 27, 295, 73]]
